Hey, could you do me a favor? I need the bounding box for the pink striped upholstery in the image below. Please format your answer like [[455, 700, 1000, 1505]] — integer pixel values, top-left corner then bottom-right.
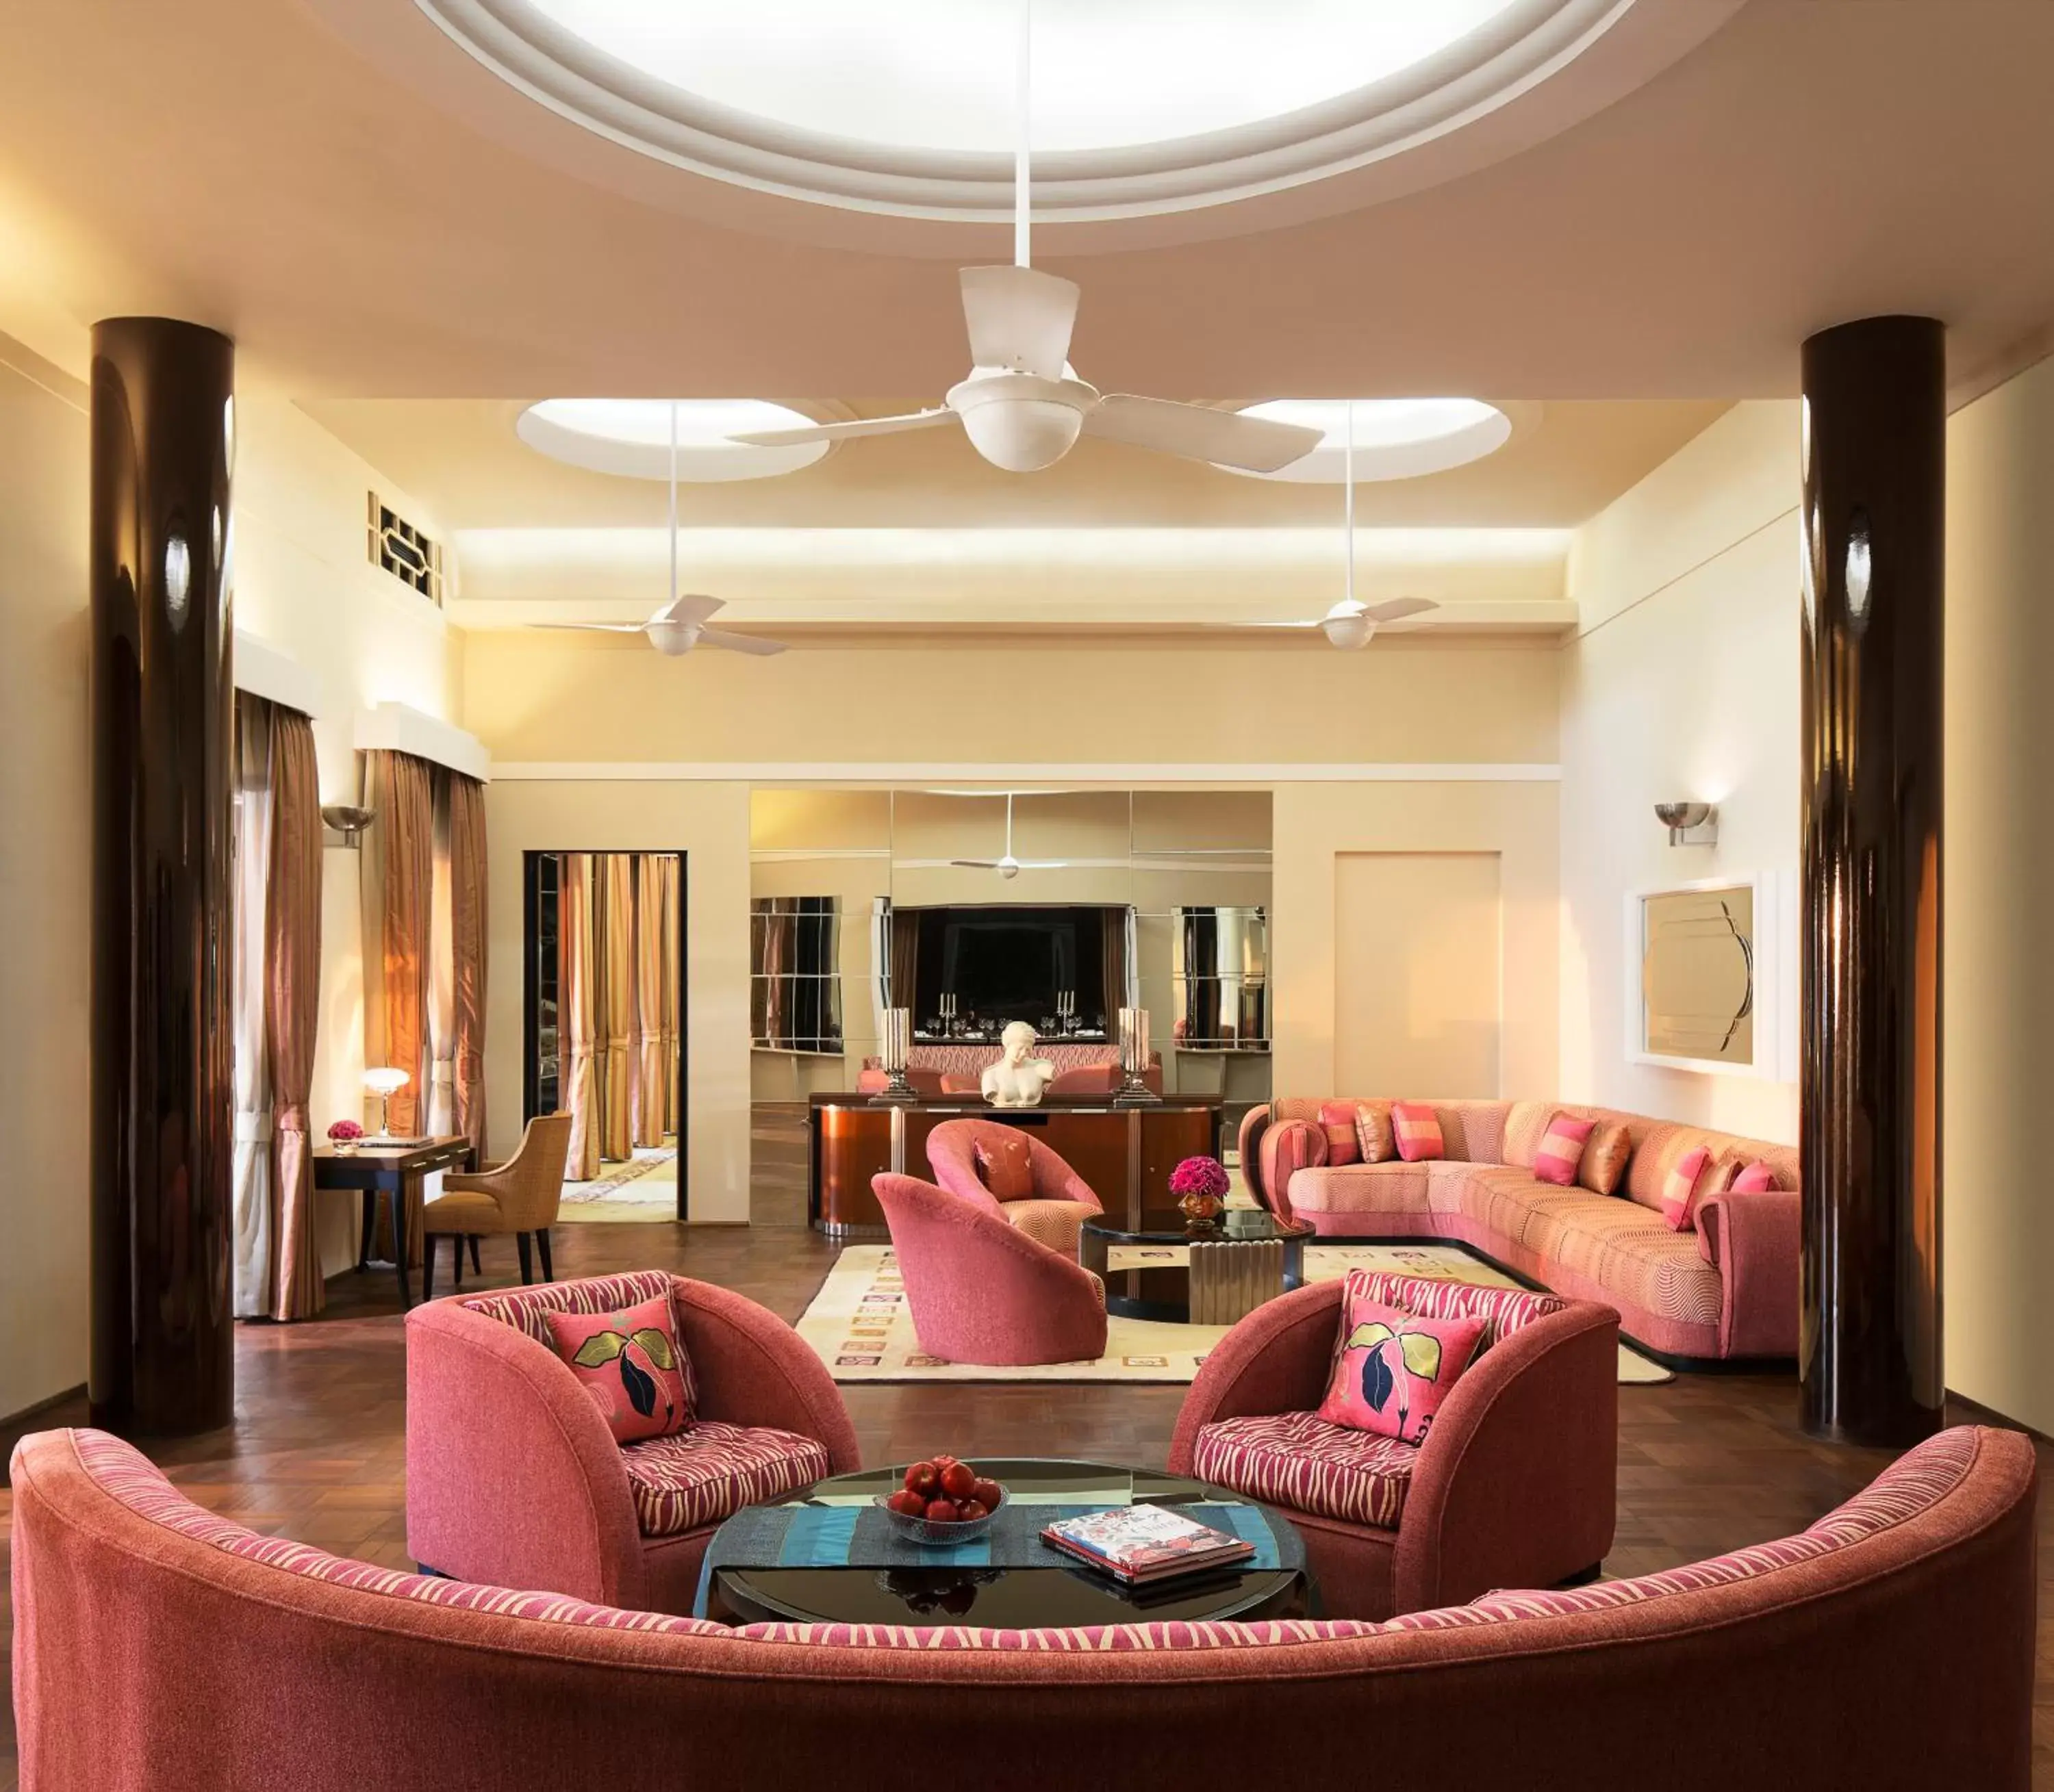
[[620, 1421, 832, 1537], [1532, 1112, 1595, 1186], [1391, 1102, 1445, 1162], [1257, 1121, 1325, 1222], [461, 1268, 677, 1345], [69, 1432, 720, 1636], [1391, 1426, 1983, 1633], [1336, 1268, 1565, 1346], [735, 1617, 1380, 1650], [1192, 1410, 1419, 1529], [1317, 1101, 1362, 1166], [1660, 1145, 1712, 1230]]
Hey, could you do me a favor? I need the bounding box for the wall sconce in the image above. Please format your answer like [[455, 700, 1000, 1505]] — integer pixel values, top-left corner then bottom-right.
[[1654, 802, 1719, 847], [321, 804, 375, 849]]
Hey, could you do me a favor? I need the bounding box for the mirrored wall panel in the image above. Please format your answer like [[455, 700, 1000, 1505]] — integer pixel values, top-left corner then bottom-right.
[[751, 896, 845, 1054], [1640, 884, 1755, 1065], [1173, 906, 1269, 1049]]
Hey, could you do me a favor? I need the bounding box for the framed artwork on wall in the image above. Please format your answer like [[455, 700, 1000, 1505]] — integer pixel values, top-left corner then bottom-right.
[[1625, 871, 1787, 1079]]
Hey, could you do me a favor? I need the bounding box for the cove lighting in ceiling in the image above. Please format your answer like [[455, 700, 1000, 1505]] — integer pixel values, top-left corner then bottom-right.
[[1218, 399, 1517, 484], [516, 399, 831, 481], [414, 0, 1669, 223]]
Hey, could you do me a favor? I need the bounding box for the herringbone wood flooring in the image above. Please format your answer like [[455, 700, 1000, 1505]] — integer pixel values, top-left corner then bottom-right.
[[4, 1106, 2050, 1786]]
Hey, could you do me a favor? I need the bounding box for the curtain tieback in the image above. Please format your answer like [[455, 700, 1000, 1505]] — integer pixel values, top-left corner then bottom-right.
[[275, 1103, 310, 1134], [430, 1060, 457, 1088], [234, 1112, 275, 1144]]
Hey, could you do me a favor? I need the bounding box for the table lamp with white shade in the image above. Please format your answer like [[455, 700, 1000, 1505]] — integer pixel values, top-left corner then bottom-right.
[[363, 1066, 410, 1140]]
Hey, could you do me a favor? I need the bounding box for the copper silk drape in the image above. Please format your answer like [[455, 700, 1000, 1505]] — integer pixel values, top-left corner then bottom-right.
[[889, 907, 920, 1016], [363, 750, 435, 1136], [265, 711, 325, 1320], [560, 854, 601, 1180], [1100, 907, 1130, 1034], [632, 854, 668, 1147], [598, 853, 636, 1162], [660, 856, 681, 1138], [448, 775, 488, 1159]]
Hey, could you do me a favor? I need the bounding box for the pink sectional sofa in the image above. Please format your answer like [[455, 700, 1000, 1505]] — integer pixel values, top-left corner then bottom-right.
[[1239, 1099, 1800, 1363], [12, 1425, 2035, 1789]]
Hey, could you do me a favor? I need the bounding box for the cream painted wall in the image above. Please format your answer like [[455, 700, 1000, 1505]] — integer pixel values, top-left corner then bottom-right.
[[1557, 400, 1802, 1144], [0, 348, 92, 1420], [483, 782, 755, 1223], [1942, 351, 2054, 1434]]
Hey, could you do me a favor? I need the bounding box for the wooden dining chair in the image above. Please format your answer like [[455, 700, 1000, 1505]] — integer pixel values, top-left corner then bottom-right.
[[420, 1112, 574, 1298]]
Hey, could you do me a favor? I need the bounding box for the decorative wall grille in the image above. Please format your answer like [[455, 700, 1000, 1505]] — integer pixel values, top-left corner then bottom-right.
[[367, 491, 444, 605]]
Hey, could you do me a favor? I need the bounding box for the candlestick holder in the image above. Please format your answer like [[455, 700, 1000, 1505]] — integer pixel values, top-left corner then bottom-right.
[[1114, 1006, 1161, 1105], [872, 1007, 918, 1105]]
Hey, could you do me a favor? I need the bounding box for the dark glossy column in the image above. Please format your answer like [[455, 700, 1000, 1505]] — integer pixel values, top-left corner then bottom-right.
[[89, 319, 236, 1436], [1799, 316, 1944, 1446]]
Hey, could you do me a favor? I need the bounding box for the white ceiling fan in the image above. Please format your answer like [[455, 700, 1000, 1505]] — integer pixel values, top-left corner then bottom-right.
[[1315, 400, 1438, 649], [949, 793, 1067, 880], [539, 402, 788, 657], [726, 6, 1321, 478]]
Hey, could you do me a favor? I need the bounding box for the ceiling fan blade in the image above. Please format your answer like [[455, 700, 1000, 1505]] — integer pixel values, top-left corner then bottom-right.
[[652, 591, 724, 627], [1361, 596, 1439, 624], [696, 626, 787, 657], [960, 265, 1080, 379], [533, 622, 649, 633], [1082, 396, 1321, 473], [728, 410, 956, 446], [948, 859, 1002, 870]]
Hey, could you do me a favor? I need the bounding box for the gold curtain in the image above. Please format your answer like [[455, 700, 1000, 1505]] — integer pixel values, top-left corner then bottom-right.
[[661, 855, 681, 1141], [265, 711, 325, 1320], [889, 906, 920, 1019], [448, 774, 488, 1159], [598, 852, 636, 1162], [361, 750, 435, 1137], [632, 854, 668, 1147], [561, 852, 601, 1180]]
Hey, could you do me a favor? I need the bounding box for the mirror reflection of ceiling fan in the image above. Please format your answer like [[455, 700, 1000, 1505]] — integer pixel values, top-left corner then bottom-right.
[[726, 8, 1321, 478], [950, 794, 1067, 880], [539, 402, 789, 657], [1312, 400, 1438, 649]]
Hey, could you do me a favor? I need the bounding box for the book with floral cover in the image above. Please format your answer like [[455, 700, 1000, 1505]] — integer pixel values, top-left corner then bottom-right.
[[1041, 1505, 1256, 1585]]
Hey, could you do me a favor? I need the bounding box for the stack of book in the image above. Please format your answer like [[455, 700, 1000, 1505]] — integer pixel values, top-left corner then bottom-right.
[[1041, 1506, 1256, 1589]]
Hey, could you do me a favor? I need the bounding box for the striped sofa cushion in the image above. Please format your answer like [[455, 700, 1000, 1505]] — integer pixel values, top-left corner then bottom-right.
[[620, 1420, 832, 1537], [1533, 1112, 1597, 1186], [1390, 1102, 1445, 1162], [461, 1268, 679, 1346], [1338, 1268, 1565, 1346], [1258, 1122, 1326, 1221], [1391, 1426, 1982, 1633], [68, 1431, 720, 1636], [734, 1617, 1380, 1650], [1191, 1409, 1418, 1530]]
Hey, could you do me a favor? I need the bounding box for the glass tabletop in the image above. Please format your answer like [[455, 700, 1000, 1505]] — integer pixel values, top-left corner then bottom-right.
[[708, 1457, 1307, 1629], [1082, 1207, 1314, 1245]]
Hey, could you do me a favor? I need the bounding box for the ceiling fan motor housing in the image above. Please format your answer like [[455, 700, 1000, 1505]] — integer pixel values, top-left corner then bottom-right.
[[948, 371, 1094, 472]]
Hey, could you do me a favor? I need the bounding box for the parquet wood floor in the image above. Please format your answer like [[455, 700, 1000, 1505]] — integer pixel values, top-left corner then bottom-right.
[[5, 1109, 2050, 1787]]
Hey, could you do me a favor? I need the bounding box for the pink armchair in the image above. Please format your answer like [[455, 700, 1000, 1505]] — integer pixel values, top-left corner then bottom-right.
[[405, 1270, 860, 1617], [924, 1116, 1105, 1254], [1169, 1272, 1618, 1620], [873, 1172, 1108, 1366]]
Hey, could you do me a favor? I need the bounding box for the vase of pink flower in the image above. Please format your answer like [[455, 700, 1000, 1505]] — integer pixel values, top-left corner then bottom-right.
[[1169, 1154, 1230, 1229], [327, 1118, 364, 1156]]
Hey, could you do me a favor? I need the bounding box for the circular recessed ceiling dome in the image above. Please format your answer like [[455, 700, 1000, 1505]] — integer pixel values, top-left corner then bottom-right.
[[416, 0, 1670, 222], [1219, 398, 1519, 483], [516, 398, 831, 481]]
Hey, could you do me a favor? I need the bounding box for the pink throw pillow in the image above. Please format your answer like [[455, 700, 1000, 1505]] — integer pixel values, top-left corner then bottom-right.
[[973, 1132, 1035, 1201], [1660, 1147, 1712, 1231], [1317, 1101, 1362, 1166], [1390, 1102, 1445, 1163], [1730, 1160, 1778, 1194], [1318, 1275, 1485, 1446], [547, 1292, 695, 1444], [1534, 1112, 1597, 1187]]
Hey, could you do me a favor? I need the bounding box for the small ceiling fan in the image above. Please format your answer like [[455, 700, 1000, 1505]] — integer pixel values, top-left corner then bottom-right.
[[726, 7, 1320, 478], [950, 794, 1067, 880], [1313, 400, 1438, 649], [539, 402, 788, 657]]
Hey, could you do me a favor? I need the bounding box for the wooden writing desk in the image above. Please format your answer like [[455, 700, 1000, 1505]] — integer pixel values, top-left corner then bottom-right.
[[312, 1136, 475, 1308]]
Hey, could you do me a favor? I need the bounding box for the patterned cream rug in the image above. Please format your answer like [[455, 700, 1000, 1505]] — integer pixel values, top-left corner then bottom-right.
[[798, 1243, 1673, 1385], [557, 1147, 677, 1225]]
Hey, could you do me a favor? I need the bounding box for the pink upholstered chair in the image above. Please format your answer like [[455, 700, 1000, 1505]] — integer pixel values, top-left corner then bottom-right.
[[405, 1270, 861, 1617], [924, 1116, 1105, 1255], [873, 1172, 1109, 1366], [1169, 1271, 1619, 1620]]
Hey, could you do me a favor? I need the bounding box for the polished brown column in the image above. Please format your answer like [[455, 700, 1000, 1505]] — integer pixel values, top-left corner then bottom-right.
[[90, 318, 236, 1435], [1799, 315, 1944, 1446]]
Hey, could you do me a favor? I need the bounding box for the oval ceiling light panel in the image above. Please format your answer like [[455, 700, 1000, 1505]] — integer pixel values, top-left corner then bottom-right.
[[1216, 398, 1517, 483], [407, 0, 1729, 227], [517, 398, 831, 481]]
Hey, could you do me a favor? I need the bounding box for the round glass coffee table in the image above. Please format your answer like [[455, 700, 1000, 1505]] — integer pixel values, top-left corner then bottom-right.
[[702, 1458, 1308, 1629], [1080, 1207, 1315, 1322]]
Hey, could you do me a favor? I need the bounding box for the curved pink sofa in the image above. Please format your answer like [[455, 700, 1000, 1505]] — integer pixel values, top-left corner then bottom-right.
[[925, 1116, 1104, 1253], [12, 1426, 2035, 1789], [1240, 1098, 1799, 1364], [873, 1171, 1108, 1366], [1169, 1273, 1618, 1618], [405, 1270, 861, 1615]]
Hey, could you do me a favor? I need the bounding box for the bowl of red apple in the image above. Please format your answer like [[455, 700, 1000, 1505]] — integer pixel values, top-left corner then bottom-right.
[[877, 1456, 1008, 1544]]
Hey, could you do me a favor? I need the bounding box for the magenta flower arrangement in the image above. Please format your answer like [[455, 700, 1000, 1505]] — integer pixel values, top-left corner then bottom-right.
[[1168, 1155, 1230, 1201], [327, 1119, 364, 1142]]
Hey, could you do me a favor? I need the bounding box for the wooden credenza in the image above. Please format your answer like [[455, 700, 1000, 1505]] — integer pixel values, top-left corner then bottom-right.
[[809, 1094, 1222, 1238]]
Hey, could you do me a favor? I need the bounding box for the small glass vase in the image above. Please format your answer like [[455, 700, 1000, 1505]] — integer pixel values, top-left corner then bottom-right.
[[331, 1139, 359, 1156], [1178, 1190, 1225, 1228]]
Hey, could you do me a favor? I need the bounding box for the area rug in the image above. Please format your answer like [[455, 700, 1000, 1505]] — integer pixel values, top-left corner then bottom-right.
[[798, 1244, 1673, 1385], [557, 1147, 677, 1224]]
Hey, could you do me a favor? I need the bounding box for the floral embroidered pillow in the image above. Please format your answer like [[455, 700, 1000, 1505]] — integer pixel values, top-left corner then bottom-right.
[[1317, 1277, 1485, 1446], [546, 1292, 695, 1444]]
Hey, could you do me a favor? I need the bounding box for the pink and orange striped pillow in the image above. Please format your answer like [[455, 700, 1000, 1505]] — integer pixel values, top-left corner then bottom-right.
[[1533, 1112, 1596, 1187], [1317, 1101, 1362, 1166], [1390, 1102, 1445, 1163], [1660, 1146, 1729, 1231], [1730, 1160, 1778, 1194]]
